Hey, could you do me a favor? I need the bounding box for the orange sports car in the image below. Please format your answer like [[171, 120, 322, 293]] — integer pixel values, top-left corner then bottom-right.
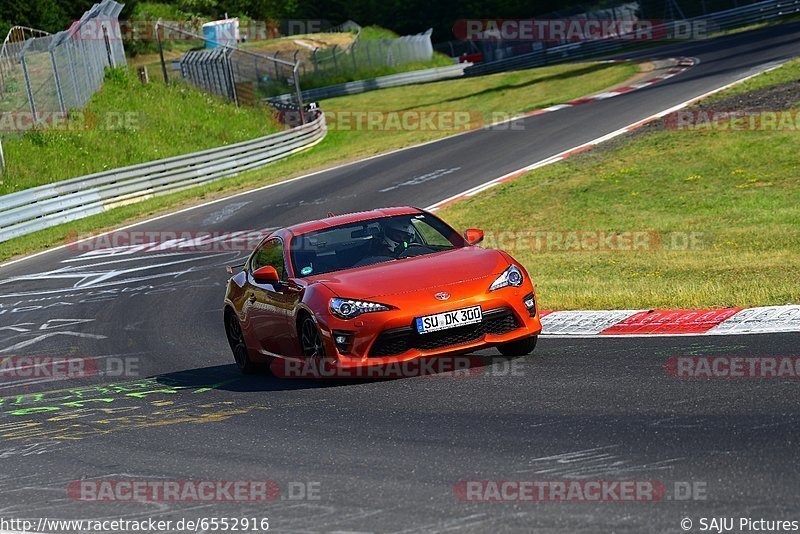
[[223, 207, 541, 376]]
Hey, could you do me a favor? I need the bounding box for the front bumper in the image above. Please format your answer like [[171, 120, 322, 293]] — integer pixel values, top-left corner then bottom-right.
[[316, 288, 542, 368]]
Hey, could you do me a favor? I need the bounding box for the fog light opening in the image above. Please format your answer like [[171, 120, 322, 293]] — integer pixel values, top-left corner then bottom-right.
[[523, 293, 536, 317]]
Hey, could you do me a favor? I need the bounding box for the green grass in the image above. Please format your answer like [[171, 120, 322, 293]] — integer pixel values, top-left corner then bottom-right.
[[316, 61, 637, 154], [0, 60, 638, 262], [704, 57, 800, 102], [0, 68, 281, 195], [358, 25, 401, 40], [439, 60, 800, 310], [706, 13, 800, 39]]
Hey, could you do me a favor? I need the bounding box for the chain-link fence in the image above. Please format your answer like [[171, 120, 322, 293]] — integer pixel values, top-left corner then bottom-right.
[[12, 0, 126, 121], [307, 30, 434, 79], [0, 26, 50, 110], [167, 22, 307, 118]]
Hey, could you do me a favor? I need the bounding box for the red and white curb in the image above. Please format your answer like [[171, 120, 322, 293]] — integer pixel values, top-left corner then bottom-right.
[[522, 57, 697, 117], [538, 305, 800, 337], [427, 57, 796, 211]]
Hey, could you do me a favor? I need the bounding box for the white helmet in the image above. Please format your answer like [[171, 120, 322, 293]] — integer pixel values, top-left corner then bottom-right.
[[383, 221, 415, 253]]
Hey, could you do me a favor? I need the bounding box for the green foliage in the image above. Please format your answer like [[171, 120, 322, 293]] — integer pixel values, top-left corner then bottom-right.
[[358, 25, 399, 40], [0, 66, 281, 195]]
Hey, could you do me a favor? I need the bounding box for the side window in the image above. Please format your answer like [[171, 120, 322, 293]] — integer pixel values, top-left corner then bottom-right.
[[411, 218, 453, 247], [251, 238, 286, 279]]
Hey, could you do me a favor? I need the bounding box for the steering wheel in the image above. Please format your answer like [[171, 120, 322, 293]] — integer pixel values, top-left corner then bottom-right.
[[397, 242, 434, 258]]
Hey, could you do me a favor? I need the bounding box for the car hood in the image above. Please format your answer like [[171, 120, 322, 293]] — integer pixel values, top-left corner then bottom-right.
[[306, 247, 509, 300]]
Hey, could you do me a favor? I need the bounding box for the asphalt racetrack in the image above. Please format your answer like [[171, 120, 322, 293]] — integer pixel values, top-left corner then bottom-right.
[[0, 23, 799, 533]]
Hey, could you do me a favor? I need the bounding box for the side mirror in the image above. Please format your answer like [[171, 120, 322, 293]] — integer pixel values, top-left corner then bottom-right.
[[252, 265, 280, 284], [464, 228, 484, 246]]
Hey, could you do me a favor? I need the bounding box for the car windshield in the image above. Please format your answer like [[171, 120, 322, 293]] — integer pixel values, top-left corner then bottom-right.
[[290, 213, 465, 277]]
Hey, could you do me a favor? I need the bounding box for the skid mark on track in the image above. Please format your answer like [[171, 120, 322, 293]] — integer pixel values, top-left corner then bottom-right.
[[0, 318, 107, 355], [0, 441, 64, 459], [201, 200, 252, 226], [514, 446, 682, 478], [379, 167, 461, 193]]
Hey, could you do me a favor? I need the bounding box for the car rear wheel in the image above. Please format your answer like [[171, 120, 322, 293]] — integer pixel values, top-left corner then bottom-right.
[[225, 309, 261, 374], [497, 335, 538, 357]]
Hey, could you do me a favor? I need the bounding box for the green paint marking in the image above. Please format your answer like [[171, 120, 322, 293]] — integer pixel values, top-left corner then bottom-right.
[[7, 406, 61, 416], [1, 377, 242, 417]]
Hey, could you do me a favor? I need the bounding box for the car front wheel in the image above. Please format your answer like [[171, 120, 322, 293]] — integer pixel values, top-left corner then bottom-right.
[[497, 335, 538, 357]]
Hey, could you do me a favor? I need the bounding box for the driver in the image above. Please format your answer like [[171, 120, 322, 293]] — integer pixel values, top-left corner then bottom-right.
[[382, 220, 416, 255]]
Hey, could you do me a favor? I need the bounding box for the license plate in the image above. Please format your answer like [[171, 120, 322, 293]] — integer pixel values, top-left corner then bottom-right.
[[416, 306, 483, 334]]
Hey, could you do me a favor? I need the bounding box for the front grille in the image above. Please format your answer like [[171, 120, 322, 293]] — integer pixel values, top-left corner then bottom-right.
[[369, 307, 520, 357]]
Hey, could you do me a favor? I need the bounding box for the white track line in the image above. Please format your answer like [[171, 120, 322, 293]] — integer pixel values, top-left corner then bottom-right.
[[426, 58, 791, 211]]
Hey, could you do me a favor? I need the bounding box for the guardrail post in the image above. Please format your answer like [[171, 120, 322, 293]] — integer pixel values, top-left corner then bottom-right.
[[364, 41, 372, 67], [102, 24, 115, 68], [226, 52, 238, 106], [155, 21, 169, 84], [292, 62, 306, 124], [50, 49, 67, 113], [213, 52, 225, 97], [65, 42, 81, 107], [312, 49, 318, 75], [20, 53, 37, 123], [379, 39, 388, 65]]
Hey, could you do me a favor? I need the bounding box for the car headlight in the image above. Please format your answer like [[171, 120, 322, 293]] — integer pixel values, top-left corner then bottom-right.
[[330, 298, 390, 319], [489, 265, 524, 291]]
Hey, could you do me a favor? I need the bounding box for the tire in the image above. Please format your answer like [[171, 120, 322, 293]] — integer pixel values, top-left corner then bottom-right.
[[497, 335, 538, 357], [225, 309, 262, 374], [299, 314, 330, 377], [299, 314, 326, 358]]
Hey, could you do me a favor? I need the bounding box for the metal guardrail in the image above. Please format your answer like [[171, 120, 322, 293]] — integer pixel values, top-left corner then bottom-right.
[[0, 110, 326, 242], [268, 62, 470, 104], [464, 0, 800, 76]]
